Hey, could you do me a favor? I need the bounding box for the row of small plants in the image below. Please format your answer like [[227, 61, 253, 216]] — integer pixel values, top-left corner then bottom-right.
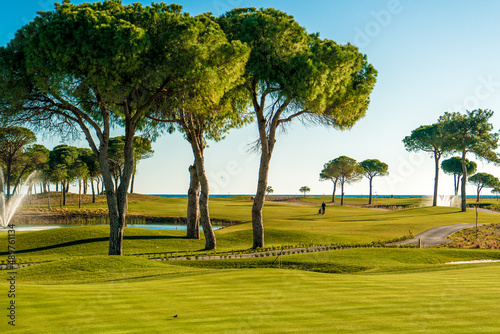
[[141, 240, 417, 261]]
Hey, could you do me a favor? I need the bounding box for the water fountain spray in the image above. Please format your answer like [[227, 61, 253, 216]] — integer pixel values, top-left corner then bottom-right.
[[0, 168, 37, 228]]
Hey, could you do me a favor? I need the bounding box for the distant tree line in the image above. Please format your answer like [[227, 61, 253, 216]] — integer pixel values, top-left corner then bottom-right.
[[0, 126, 153, 208], [404, 109, 500, 211], [319, 156, 388, 205]]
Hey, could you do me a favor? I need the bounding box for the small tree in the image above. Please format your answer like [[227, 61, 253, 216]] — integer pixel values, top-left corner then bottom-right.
[[403, 123, 449, 206], [441, 157, 477, 196], [492, 187, 500, 201], [439, 109, 499, 212], [469, 173, 500, 203], [0, 126, 37, 201], [48, 145, 79, 206], [319, 161, 341, 202], [266, 186, 274, 196], [329, 156, 364, 206], [360, 159, 388, 205], [299, 186, 310, 197]]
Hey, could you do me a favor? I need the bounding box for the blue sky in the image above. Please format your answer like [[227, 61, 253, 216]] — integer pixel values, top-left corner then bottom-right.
[[2, 0, 500, 196]]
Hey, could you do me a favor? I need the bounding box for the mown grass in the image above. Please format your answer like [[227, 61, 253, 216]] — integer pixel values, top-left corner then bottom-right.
[[3, 264, 500, 333], [3, 196, 500, 333]]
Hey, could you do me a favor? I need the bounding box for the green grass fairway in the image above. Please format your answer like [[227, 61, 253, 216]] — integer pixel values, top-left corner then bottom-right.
[[3, 263, 500, 333], [3, 196, 500, 333]]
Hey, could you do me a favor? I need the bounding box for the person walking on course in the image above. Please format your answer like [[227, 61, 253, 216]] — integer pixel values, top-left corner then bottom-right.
[[321, 201, 326, 215]]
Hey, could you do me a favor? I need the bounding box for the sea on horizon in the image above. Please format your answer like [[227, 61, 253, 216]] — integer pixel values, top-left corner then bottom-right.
[[149, 194, 497, 199]]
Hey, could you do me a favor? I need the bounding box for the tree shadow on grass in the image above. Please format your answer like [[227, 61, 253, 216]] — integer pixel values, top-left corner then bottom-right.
[[0, 235, 187, 255]]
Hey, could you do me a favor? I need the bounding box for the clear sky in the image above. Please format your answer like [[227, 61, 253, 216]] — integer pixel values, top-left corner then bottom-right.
[[2, 0, 500, 196]]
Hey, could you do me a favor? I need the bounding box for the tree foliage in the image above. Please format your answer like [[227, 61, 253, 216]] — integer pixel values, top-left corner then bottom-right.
[[360, 159, 388, 204], [0, 126, 37, 200], [218, 7, 377, 248], [319, 160, 341, 202], [469, 172, 500, 202], [438, 109, 499, 211], [441, 157, 477, 196], [328, 156, 364, 206], [299, 186, 311, 197], [403, 123, 448, 206], [0, 1, 216, 254]]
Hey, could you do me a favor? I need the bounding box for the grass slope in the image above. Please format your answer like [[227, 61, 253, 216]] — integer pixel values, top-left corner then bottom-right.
[[3, 264, 500, 333]]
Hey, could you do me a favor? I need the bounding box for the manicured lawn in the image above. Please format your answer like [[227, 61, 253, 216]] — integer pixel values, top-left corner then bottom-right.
[[3, 196, 500, 333], [3, 263, 500, 333]]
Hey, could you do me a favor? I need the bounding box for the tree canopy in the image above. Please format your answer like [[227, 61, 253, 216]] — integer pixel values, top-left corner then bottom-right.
[[469, 172, 500, 202], [319, 160, 342, 202], [403, 123, 448, 206], [218, 7, 377, 248], [0, 1, 236, 254], [441, 157, 477, 196], [360, 159, 388, 204], [328, 156, 364, 206], [438, 109, 499, 211], [0, 126, 37, 200]]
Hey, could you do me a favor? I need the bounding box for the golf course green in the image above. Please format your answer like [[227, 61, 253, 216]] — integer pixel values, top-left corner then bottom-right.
[[2, 195, 500, 333]]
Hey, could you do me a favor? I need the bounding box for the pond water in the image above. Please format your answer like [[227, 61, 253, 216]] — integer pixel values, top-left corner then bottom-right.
[[0, 224, 224, 232], [128, 224, 224, 231]]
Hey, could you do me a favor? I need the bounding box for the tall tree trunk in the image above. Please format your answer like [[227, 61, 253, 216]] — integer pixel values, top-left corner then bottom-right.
[[432, 152, 441, 207], [103, 116, 136, 255], [368, 177, 373, 205], [91, 179, 96, 204], [186, 164, 200, 239], [461, 150, 467, 212], [340, 179, 345, 206], [252, 152, 270, 248], [62, 182, 66, 206], [191, 145, 216, 250], [130, 172, 135, 194], [453, 174, 458, 196], [6, 159, 12, 202], [78, 179, 82, 209], [331, 179, 337, 202], [83, 179, 88, 194]]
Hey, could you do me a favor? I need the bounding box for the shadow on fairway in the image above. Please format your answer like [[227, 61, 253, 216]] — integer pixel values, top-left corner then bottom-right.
[[0, 235, 186, 255]]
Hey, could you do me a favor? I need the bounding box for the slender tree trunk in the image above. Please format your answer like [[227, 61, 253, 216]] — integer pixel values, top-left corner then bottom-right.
[[432, 152, 441, 207], [192, 145, 216, 250], [186, 164, 200, 239], [368, 177, 373, 205], [461, 150, 467, 212], [130, 172, 135, 194], [91, 179, 96, 204], [6, 159, 12, 202], [341, 179, 345, 206], [453, 174, 458, 196], [62, 181, 67, 206], [60, 182, 63, 207], [331, 179, 337, 202], [78, 179, 82, 209], [47, 186, 50, 209], [104, 116, 136, 255], [252, 149, 271, 249], [476, 185, 482, 203]]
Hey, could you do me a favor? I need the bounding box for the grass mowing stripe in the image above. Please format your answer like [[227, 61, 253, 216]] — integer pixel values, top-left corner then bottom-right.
[[3, 265, 500, 333]]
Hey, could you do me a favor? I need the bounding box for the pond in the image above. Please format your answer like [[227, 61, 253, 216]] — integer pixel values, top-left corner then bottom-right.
[[0, 224, 224, 232]]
